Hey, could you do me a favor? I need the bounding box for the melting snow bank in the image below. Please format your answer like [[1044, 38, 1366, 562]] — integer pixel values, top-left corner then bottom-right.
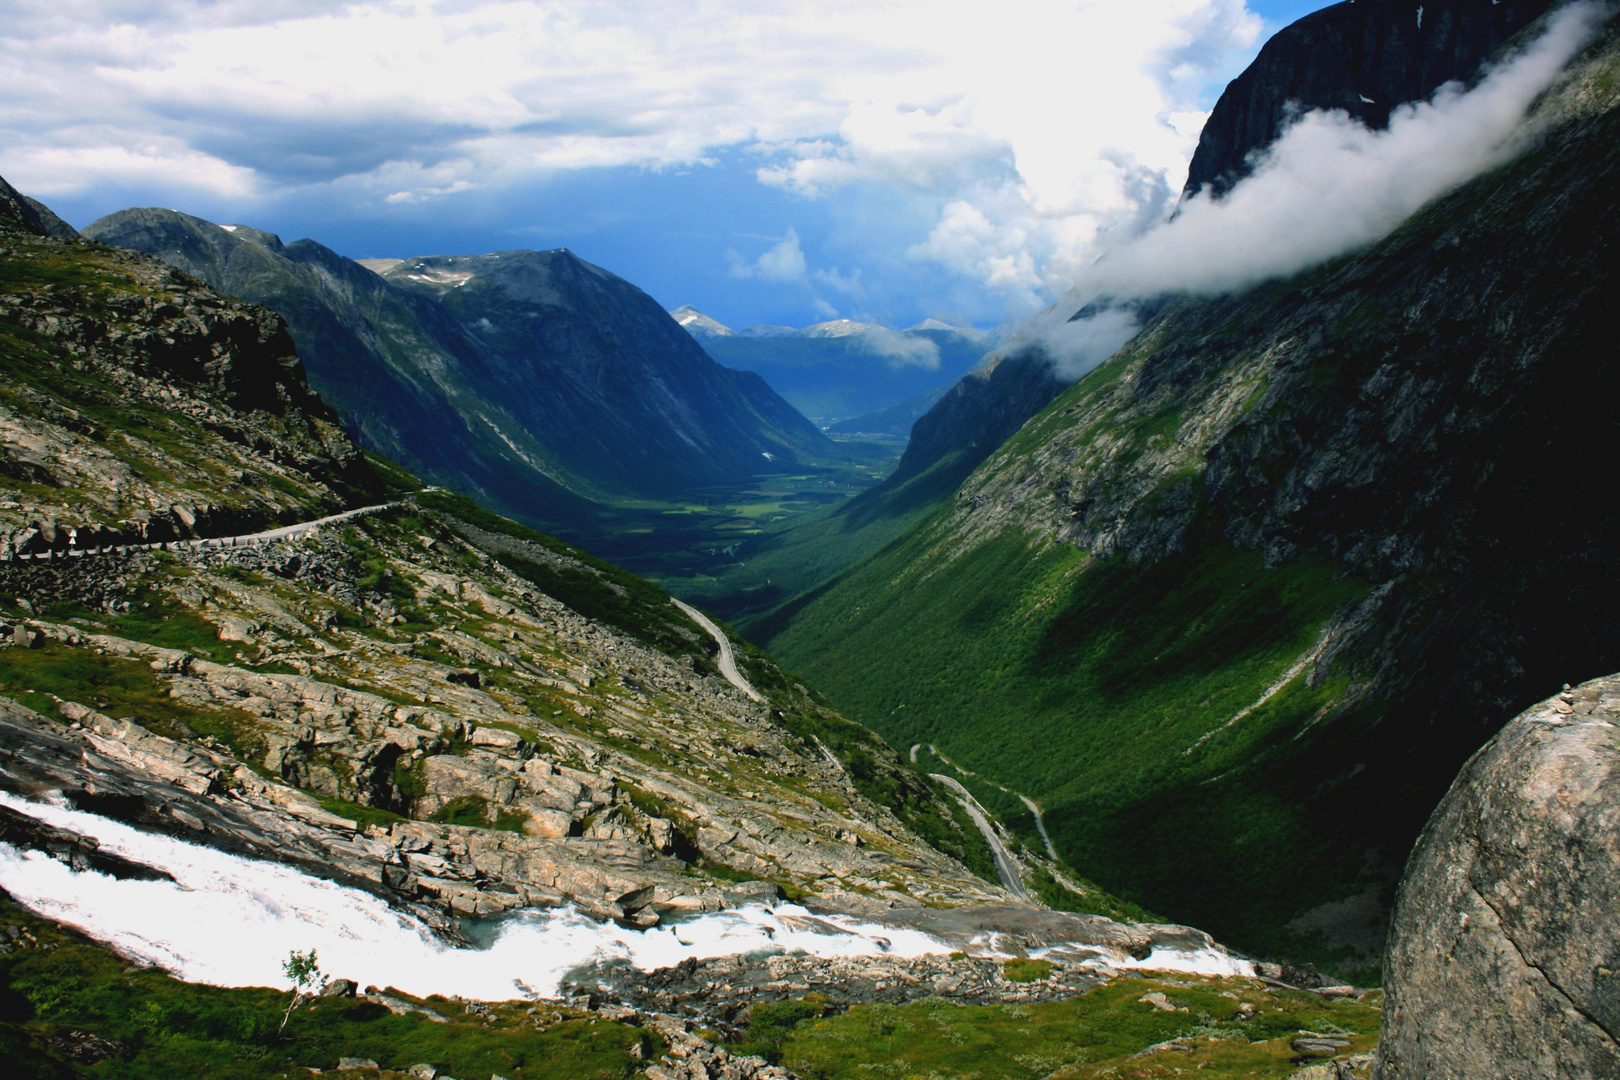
[[0, 792, 1250, 999]]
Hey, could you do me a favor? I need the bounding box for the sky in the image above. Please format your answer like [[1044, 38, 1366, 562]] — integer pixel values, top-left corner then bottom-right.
[[2, 0, 1328, 331]]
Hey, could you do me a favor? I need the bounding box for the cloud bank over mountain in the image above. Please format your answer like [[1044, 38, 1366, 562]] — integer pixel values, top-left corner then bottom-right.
[[0, 0, 1264, 325], [1034, 1, 1605, 382]]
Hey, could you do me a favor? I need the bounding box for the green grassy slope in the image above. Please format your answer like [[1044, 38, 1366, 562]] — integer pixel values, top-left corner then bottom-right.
[[766, 24, 1620, 968]]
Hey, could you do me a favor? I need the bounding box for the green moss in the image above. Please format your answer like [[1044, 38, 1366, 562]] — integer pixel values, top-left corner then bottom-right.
[[730, 996, 826, 1063], [774, 977, 1381, 1080], [426, 795, 526, 833], [317, 797, 406, 833], [0, 901, 647, 1079], [0, 642, 265, 761], [1002, 959, 1057, 983]]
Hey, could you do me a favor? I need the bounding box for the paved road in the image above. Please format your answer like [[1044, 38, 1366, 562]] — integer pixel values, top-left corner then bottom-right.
[[4, 502, 398, 561], [931, 773, 1033, 903], [672, 598, 764, 702], [1019, 794, 1059, 860]]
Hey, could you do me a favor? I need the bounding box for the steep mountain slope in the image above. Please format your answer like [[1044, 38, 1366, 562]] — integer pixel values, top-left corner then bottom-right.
[[825, 384, 952, 439], [80, 208, 599, 522], [81, 210, 835, 521], [766, 20, 1620, 963], [829, 0, 1566, 578], [1, 189, 392, 552], [1184, 0, 1556, 199], [379, 251, 835, 494]]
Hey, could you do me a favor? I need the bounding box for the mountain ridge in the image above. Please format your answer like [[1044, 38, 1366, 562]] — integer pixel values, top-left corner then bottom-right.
[[81, 209, 836, 524]]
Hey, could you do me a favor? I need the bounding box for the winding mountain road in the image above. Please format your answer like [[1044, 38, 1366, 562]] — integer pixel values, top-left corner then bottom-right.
[[672, 598, 764, 702], [931, 773, 1032, 903], [3, 502, 400, 561], [1019, 794, 1058, 860]]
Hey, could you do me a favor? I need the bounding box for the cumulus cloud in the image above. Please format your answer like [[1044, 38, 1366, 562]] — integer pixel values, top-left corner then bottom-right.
[[0, 0, 1261, 319], [856, 327, 943, 370], [1012, 2, 1605, 386], [728, 227, 810, 282], [1068, 2, 1606, 304]]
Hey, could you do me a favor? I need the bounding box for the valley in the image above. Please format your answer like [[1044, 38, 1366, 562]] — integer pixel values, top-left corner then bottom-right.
[[759, 3, 1620, 974], [1, 0, 1618, 1076]]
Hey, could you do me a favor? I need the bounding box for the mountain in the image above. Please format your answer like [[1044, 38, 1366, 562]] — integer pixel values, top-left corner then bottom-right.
[[1, 189, 391, 550], [862, 0, 1568, 555], [670, 304, 735, 338], [825, 384, 953, 439], [0, 184, 1319, 1077], [1184, 0, 1556, 200], [762, 13, 1620, 964], [80, 211, 835, 525], [682, 314, 990, 423]]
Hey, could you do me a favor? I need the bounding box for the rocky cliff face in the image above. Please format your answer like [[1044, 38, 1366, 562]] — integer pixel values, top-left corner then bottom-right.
[[83, 210, 836, 523], [0, 185, 385, 557], [1375, 674, 1620, 1079], [766, 17, 1620, 960], [1184, 0, 1556, 200]]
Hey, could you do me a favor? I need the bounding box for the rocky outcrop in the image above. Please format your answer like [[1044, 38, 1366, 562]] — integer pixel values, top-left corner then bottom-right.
[[1374, 674, 1620, 1079], [0, 198, 387, 549], [0, 176, 50, 237], [0, 479, 1009, 924], [1184, 0, 1556, 200]]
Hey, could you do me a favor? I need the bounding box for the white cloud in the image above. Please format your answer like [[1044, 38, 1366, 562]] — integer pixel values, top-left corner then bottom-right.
[[727, 227, 809, 282], [857, 327, 942, 370], [1068, 1, 1606, 303], [1012, 2, 1606, 386], [0, 0, 1262, 317]]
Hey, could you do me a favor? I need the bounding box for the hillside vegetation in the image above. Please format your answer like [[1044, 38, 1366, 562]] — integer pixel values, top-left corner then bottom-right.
[[766, 21, 1620, 966]]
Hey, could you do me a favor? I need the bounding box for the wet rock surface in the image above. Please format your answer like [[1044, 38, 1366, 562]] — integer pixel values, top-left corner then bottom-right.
[[1375, 674, 1620, 1079], [581, 950, 1111, 1020]]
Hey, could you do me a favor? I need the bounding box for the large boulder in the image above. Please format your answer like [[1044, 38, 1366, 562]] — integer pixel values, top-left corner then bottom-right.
[[1375, 675, 1620, 1079]]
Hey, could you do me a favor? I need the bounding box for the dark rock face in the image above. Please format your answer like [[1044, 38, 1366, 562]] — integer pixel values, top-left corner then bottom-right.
[[21, 197, 79, 241], [1184, 0, 1555, 200], [0, 176, 49, 237], [1375, 675, 1620, 1079], [889, 351, 1063, 496], [383, 249, 833, 497], [767, 21, 1620, 953]]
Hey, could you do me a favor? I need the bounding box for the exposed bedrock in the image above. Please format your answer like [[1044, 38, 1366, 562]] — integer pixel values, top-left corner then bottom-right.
[[1375, 674, 1620, 1079]]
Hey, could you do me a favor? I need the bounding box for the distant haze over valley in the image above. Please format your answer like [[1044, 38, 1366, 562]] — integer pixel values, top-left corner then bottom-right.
[[670, 306, 1002, 429]]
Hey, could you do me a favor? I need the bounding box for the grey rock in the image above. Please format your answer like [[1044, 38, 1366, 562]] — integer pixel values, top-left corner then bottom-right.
[[336, 1058, 378, 1071], [1375, 675, 1620, 1079]]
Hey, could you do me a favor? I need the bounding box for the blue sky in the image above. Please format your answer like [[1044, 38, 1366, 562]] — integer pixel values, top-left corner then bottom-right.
[[3, 1, 1335, 331]]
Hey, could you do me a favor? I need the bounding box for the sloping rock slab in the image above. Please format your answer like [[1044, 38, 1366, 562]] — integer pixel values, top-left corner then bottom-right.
[[1376, 675, 1620, 1079]]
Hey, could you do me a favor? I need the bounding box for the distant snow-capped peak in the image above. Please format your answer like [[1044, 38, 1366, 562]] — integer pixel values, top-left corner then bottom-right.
[[800, 318, 882, 339], [670, 305, 735, 338]]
